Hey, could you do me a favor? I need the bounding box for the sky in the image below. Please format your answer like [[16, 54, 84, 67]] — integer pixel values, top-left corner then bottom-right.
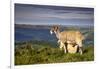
[[15, 3, 94, 26]]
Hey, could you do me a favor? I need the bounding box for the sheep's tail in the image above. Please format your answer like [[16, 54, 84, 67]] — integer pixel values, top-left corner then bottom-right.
[[81, 31, 89, 40], [83, 33, 89, 40], [82, 35, 85, 40], [76, 31, 85, 40]]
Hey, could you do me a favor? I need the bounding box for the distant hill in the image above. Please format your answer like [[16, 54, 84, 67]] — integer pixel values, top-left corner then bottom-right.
[[15, 24, 93, 30], [15, 24, 52, 29]]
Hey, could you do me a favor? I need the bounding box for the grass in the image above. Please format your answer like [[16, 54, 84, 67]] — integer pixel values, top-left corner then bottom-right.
[[15, 41, 94, 65]]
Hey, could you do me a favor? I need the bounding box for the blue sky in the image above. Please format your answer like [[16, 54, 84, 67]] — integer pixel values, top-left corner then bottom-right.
[[15, 4, 94, 26]]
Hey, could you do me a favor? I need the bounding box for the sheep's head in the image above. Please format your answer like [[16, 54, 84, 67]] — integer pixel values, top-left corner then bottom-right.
[[50, 26, 59, 35]]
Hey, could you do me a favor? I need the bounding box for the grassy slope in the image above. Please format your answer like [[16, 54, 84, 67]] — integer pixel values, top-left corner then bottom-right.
[[15, 41, 94, 65]]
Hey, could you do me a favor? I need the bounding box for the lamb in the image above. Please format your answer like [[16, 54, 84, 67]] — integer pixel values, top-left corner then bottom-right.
[[50, 25, 84, 54], [58, 40, 79, 54]]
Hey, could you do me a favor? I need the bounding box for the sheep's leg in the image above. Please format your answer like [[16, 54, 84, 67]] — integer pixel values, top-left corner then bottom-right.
[[58, 40, 68, 54], [79, 47, 83, 55], [74, 44, 79, 53], [60, 41, 67, 53], [64, 43, 68, 53], [63, 44, 67, 54], [58, 40, 60, 44], [57, 40, 63, 50], [77, 41, 83, 55], [59, 41, 63, 50]]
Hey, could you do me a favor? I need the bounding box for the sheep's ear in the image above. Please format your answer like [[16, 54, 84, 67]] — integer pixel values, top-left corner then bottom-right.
[[56, 26, 59, 29], [52, 25, 59, 30], [54, 26, 57, 30], [52, 25, 56, 29]]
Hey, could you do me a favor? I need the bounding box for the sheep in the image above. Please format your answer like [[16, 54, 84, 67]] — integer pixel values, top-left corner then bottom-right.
[[50, 25, 84, 54]]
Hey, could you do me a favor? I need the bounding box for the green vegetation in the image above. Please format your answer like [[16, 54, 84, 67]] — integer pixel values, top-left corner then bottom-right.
[[15, 41, 94, 65]]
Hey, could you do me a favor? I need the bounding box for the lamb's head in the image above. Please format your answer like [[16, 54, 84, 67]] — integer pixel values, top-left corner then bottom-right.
[[50, 26, 59, 35]]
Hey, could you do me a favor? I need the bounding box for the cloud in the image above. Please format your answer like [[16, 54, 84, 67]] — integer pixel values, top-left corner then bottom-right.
[[15, 4, 94, 26]]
